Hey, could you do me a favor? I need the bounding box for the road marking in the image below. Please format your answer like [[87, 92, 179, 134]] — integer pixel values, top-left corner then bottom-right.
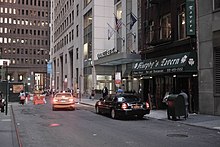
[[1, 119, 11, 122]]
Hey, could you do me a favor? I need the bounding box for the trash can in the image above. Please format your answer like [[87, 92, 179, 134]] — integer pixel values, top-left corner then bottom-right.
[[167, 94, 186, 120]]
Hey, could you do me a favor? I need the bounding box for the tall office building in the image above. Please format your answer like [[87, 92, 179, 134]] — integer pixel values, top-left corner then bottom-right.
[[0, 0, 50, 93], [50, 0, 83, 93], [50, 0, 140, 96]]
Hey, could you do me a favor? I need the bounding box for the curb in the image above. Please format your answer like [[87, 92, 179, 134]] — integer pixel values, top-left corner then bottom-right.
[[11, 105, 22, 147], [78, 102, 220, 131]]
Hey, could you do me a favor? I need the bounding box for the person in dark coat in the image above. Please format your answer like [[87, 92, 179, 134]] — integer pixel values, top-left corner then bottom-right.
[[102, 86, 108, 98]]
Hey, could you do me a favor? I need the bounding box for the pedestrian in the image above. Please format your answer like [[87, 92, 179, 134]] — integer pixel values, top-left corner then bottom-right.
[[91, 88, 95, 101], [179, 89, 189, 118], [117, 87, 123, 94], [102, 86, 108, 98], [19, 90, 26, 105]]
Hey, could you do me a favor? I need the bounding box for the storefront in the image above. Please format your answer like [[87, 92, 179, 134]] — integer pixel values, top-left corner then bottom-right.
[[132, 52, 198, 112], [92, 51, 141, 94]]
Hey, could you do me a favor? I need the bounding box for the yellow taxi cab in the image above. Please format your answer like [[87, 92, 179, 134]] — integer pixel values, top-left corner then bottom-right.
[[52, 92, 75, 111]]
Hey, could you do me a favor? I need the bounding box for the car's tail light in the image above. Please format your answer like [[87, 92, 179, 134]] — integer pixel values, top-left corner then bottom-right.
[[146, 102, 150, 109], [121, 103, 128, 109], [53, 98, 58, 103], [69, 98, 74, 102]]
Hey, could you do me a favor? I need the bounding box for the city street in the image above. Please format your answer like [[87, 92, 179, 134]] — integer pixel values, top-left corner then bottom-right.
[[11, 98, 220, 147]]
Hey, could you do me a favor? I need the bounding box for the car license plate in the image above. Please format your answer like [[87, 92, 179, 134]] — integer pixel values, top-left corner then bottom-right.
[[133, 105, 140, 109], [61, 99, 66, 102]]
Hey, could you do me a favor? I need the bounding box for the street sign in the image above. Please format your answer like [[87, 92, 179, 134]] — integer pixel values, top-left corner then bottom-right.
[[186, 0, 196, 36]]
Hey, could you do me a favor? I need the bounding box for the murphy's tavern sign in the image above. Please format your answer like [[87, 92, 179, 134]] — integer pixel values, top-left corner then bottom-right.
[[132, 52, 197, 75]]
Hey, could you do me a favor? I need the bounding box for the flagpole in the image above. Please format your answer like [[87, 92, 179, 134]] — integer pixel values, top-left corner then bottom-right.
[[107, 23, 125, 45]]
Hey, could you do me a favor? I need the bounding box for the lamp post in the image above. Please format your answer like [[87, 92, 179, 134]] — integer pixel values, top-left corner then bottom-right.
[[0, 59, 10, 115]]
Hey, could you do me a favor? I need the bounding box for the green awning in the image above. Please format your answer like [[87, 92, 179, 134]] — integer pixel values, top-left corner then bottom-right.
[[132, 52, 197, 76]]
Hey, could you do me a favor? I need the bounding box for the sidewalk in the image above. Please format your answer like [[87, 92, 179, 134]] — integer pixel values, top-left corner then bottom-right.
[[79, 97, 220, 131], [0, 104, 19, 147]]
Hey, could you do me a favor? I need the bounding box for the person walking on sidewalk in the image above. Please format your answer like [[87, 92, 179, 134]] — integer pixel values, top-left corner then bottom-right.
[[102, 86, 108, 98]]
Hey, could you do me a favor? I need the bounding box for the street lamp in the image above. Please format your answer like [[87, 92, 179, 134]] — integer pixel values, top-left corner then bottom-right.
[[0, 59, 10, 115]]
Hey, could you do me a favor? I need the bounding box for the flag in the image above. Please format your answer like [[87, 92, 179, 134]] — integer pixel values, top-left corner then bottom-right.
[[115, 14, 122, 32], [107, 23, 114, 40], [130, 12, 137, 30]]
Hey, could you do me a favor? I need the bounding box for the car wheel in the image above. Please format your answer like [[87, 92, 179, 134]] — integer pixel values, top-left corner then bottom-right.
[[95, 106, 100, 114], [111, 109, 117, 119], [137, 115, 144, 119]]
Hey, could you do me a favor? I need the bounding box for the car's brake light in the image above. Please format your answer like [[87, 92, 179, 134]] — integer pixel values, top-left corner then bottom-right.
[[53, 99, 58, 103], [146, 102, 150, 109], [121, 103, 128, 109]]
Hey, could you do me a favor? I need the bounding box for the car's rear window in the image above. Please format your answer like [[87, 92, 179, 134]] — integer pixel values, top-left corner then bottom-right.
[[117, 95, 140, 102], [56, 93, 72, 97]]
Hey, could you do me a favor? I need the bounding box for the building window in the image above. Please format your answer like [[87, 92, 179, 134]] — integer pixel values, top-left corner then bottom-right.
[[76, 25, 79, 37], [214, 0, 220, 10], [160, 14, 171, 40], [65, 54, 67, 64], [149, 21, 154, 42], [76, 4, 79, 16], [76, 48, 78, 59], [84, 0, 92, 7], [215, 47, 220, 94], [178, 5, 186, 39]]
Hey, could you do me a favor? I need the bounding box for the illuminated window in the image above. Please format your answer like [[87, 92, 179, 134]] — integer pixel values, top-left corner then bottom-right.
[[13, 9, 16, 14], [0, 7, 3, 13], [19, 74, 23, 81], [5, 8, 7, 14], [25, 19, 28, 25], [178, 5, 186, 39], [9, 8, 12, 14], [4, 18, 7, 23], [160, 14, 171, 39], [21, 19, 24, 25], [8, 18, 12, 24], [116, 2, 122, 19], [13, 19, 16, 24], [0, 27, 2, 33], [0, 17, 3, 23], [4, 38, 7, 43], [4, 27, 7, 33]]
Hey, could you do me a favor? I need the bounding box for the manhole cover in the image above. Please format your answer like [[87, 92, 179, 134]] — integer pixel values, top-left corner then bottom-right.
[[167, 134, 188, 138]]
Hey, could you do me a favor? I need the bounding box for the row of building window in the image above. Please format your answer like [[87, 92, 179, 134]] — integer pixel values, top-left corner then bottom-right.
[[0, 0, 16, 3], [17, 0, 49, 7], [0, 27, 48, 36], [54, 29, 75, 53], [0, 7, 49, 18], [0, 47, 49, 55], [54, 1, 79, 40], [9, 58, 48, 65], [0, 0, 49, 8], [54, 10, 74, 39], [0, 37, 48, 46], [0, 17, 49, 27]]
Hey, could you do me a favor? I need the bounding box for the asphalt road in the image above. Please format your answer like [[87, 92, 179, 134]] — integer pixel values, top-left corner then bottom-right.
[[12, 100, 220, 147]]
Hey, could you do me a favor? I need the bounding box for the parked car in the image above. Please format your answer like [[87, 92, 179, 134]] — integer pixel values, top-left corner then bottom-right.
[[52, 92, 75, 111], [95, 93, 150, 119]]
